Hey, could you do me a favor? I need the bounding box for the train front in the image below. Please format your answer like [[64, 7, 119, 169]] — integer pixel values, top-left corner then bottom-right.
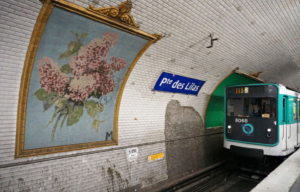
[[224, 84, 278, 158]]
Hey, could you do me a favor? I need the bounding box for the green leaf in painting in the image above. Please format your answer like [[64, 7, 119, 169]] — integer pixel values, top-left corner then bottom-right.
[[67, 102, 74, 115], [92, 119, 101, 132], [67, 105, 83, 126], [70, 31, 79, 37], [68, 41, 82, 52], [55, 98, 68, 110], [58, 50, 74, 60], [84, 100, 104, 119], [72, 42, 82, 53], [92, 119, 105, 132], [43, 92, 59, 112], [34, 89, 48, 101], [80, 33, 88, 39], [60, 114, 67, 130], [68, 41, 77, 51], [47, 108, 59, 127], [60, 64, 71, 74]]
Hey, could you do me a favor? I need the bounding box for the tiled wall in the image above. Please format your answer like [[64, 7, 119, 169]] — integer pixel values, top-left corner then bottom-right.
[[1, 0, 300, 191]]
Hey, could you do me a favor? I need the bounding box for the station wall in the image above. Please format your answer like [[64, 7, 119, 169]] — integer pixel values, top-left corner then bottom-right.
[[0, 1, 224, 191], [0, 0, 300, 191]]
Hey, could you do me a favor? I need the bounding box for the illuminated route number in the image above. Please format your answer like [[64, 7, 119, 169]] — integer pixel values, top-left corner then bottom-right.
[[236, 87, 248, 94]]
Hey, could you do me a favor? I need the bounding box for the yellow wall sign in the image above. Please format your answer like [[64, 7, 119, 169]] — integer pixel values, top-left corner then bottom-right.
[[148, 153, 164, 161]]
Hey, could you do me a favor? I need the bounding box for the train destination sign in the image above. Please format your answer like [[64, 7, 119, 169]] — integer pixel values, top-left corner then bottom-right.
[[229, 86, 264, 94], [153, 72, 205, 95]]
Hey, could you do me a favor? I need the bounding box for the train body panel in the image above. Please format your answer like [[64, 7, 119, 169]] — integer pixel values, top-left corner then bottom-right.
[[224, 139, 293, 156], [224, 83, 300, 157]]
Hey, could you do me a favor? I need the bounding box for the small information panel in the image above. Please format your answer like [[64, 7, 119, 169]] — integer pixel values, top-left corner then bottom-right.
[[126, 147, 138, 162], [148, 153, 164, 161], [153, 72, 205, 95]]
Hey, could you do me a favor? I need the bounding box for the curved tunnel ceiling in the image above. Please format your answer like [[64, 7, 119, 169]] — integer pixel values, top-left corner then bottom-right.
[[112, 0, 300, 129], [119, 0, 300, 122], [125, 0, 300, 89]]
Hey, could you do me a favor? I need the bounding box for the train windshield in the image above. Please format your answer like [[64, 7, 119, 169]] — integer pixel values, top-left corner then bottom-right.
[[226, 97, 276, 118]]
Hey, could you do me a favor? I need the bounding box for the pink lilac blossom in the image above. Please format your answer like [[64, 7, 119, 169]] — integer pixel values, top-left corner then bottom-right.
[[68, 75, 97, 101], [66, 32, 127, 100], [69, 32, 119, 77], [37, 33, 127, 102], [68, 55, 87, 77], [110, 57, 126, 72], [92, 73, 116, 96], [102, 32, 118, 46], [37, 57, 69, 95]]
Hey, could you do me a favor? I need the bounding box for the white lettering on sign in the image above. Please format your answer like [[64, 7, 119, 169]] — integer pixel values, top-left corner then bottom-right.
[[159, 78, 199, 91], [235, 118, 248, 123], [184, 82, 200, 91], [126, 147, 138, 162], [159, 78, 173, 86]]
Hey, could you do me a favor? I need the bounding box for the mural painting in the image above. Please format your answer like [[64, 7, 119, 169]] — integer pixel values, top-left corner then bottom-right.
[[16, 0, 160, 158]]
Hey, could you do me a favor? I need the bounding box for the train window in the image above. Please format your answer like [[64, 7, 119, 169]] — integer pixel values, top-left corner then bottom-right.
[[227, 97, 276, 118]]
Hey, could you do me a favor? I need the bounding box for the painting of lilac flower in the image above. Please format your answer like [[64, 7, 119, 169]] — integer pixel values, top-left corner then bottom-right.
[[34, 32, 126, 140], [24, 7, 148, 150]]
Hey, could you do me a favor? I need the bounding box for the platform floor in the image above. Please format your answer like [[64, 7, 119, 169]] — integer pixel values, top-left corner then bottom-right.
[[251, 149, 300, 192]]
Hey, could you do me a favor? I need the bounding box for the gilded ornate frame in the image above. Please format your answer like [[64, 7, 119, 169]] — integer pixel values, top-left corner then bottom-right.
[[15, 0, 161, 158]]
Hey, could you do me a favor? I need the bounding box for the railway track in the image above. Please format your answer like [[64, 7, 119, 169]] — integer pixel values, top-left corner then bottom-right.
[[161, 163, 233, 192], [161, 156, 284, 192]]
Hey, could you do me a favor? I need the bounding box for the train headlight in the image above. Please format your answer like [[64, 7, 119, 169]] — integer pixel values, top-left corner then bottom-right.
[[267, 128, 272, 138], [227, 125, 232, 133]]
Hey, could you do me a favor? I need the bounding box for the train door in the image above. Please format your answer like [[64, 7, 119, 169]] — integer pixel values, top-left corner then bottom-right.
[[282, 97, 288, 151], [290, 99, 297, 148], [298, 99, 300, 145]]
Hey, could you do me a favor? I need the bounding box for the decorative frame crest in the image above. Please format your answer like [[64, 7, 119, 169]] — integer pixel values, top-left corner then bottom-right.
[[15, 0, 161, 158], [87, 1, 139, 28]]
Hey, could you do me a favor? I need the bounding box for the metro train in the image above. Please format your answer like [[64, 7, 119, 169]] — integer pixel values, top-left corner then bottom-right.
[[224, 83, 300, 159]]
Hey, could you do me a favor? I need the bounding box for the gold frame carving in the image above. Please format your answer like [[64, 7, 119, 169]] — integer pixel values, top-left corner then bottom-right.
[[16, 0, 161, 158], [87, 1, 140, 28]]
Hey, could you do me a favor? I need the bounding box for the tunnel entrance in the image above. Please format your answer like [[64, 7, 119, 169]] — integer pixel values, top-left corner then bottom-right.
[[205, 71, 262, 129]]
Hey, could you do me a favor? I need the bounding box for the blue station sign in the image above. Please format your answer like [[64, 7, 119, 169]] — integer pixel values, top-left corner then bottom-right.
[[153, 72, 205, 95]]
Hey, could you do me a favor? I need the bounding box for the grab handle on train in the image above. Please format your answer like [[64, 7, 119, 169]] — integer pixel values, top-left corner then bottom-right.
[[289, 124, 291, 139], [282, 123, 284, 140]]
